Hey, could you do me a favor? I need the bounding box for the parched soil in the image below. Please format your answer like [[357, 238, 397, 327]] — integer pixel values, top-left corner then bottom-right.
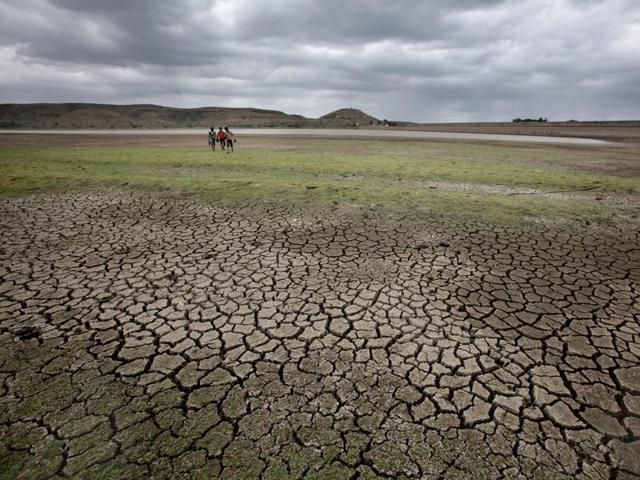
[[402, 122, 640, 144], [1, 191, 639, 479]]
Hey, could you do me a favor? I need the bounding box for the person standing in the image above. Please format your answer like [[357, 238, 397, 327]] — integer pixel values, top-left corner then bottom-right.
[[208, 127, 216, 151], [224, 126, 235, 153], [217, 127, 226, 150]]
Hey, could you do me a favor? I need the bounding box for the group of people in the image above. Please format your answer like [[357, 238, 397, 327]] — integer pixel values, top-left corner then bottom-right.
[[208, 126, 235, 152]]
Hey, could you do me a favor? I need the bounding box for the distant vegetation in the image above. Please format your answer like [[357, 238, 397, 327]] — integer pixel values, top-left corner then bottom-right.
[[513, 118, 548, 123]]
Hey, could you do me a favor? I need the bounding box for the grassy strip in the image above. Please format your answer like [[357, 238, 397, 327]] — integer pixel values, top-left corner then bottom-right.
[[1, 144, 633, 223], [3, 145, 638, 191]]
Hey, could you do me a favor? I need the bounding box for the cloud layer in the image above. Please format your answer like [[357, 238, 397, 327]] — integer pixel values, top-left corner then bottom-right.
[[1, 0, 639, 121]]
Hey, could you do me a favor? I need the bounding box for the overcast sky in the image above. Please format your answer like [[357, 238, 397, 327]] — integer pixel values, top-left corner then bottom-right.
[[0, 0, 638, 122]]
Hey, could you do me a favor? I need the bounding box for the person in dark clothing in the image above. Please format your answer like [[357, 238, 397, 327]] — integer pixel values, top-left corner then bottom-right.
[[208, 127, 216, 151], [224, 126, 235, 153]]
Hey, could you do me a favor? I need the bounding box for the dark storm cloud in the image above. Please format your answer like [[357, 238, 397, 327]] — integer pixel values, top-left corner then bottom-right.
[[0, 0, 638, 121]]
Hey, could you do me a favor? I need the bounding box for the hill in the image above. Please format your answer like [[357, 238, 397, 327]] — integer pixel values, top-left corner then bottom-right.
[[5, 104, 635, 142], [0, 103, 317, 129], [0, 103, 382, 130], [319, 108, 381, 127]]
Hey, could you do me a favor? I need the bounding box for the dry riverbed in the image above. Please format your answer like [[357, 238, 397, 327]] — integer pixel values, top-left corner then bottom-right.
[[1, 190, 639, 479]]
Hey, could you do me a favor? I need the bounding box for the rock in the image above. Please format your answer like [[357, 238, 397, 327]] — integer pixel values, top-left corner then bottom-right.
[[439, 240, 450, 247]]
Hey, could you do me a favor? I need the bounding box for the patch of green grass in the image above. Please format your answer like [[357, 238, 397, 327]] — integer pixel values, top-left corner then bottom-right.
[[1, 141, 636, 223], [0, 449, 30, 480]]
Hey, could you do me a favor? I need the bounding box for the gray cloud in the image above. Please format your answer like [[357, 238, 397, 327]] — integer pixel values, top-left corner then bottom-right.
[[0, 0, 638, 121]]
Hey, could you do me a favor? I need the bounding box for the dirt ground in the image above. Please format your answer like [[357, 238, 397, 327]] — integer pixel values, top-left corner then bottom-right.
[[399, 122, 640, 144], [1, 189, 639, 479]]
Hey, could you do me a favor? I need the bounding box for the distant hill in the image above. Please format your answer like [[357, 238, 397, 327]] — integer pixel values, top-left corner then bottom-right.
[[319, 108, 381, 127], [0, 103, 380, 130], [0, 103, 315, 129]]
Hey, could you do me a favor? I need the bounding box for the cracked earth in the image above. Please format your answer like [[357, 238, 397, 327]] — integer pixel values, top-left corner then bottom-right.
[[1, 190, 639, 479]]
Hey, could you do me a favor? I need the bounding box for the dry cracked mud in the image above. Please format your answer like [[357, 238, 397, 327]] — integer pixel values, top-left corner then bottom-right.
[[1, 190, 639, 480]]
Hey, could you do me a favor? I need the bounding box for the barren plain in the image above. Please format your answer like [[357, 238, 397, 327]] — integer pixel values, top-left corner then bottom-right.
[[0, 134, 639, 479]]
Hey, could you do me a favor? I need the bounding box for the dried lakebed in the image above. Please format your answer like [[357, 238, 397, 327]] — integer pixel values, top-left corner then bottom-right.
[[0, 191, 639, 479]]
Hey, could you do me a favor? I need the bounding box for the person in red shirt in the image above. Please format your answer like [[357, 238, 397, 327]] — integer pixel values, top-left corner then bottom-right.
[[217, 127, 226, 150]]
